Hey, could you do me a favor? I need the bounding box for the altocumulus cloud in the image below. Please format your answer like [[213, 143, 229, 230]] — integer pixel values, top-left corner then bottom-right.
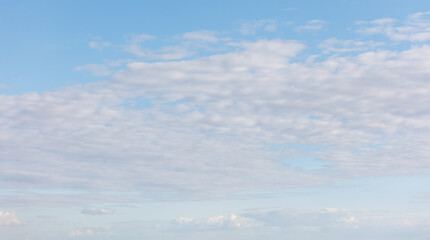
[[2, 15, 430, 206]]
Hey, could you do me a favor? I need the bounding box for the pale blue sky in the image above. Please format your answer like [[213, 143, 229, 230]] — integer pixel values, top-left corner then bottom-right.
[[2, 1, 430, 239]]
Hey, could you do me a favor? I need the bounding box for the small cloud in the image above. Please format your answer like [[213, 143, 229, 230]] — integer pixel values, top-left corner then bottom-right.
[[70, 227, 112, 238], [75, 64, 111, 77], [80, 208, 123, 215], [284, 7, 298, 12], [356, 12, 430, 41], [122, 33, 156, 57], [122, 33, 192, 60], [322, 208, 339, 214], [0, 211, 21, 226], [318, 38, 384, 54], [238, 19, 278, 35], [89, 41, 111, 51], [173, 214, 262, 230], [296, 20, 327, 31], [182, 30, 218, 42], [156, 46, 193, 60]]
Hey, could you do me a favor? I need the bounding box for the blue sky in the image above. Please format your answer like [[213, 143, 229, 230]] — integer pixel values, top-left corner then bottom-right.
[[2, 1, 430, 239]]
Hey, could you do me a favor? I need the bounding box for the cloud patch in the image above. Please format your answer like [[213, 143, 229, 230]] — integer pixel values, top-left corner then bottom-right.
[[238, 19, 279, 35], [75, 64, 111, 76], [357, 12, 430, 41], [173, 214, 262, 231], [0, 211, 21, 226], [295, 19, 327, 31], [80, 208, 123, 215]]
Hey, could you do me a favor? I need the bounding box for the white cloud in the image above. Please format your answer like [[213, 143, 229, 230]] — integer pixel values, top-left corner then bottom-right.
[[173, 214, 262, 230], [89, 41, 111, 50], [70, 227, 111, 238], [75, 64, 111, 76], [80, 208, 123, 215], [122, 33, 156, 57], [123, 33, 193, 60], [318, 38, 384, 54], [357, 12, 430, 41], [3, 37, 430, 205], [238, 19, 278, 35], [0, 211, 21, 226], [296, 20, 327, 31], [182, 30, 218, 42], [284, 7, 298, 12], [241, 208, 430, 234]]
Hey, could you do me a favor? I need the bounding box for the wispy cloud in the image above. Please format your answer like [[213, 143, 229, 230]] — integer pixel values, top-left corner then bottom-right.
[[295, 20, 327, 31], [318, 38, 384, 54], [89, 41, 111, 51], [238, 19, 279, 35], [74, 64, 111, 76], [357, 12, 430, 41], [70, 226, 112, 237], [80, 208, 123, 215], [182, 30, 219, 42], [123, 33, 193, 60]]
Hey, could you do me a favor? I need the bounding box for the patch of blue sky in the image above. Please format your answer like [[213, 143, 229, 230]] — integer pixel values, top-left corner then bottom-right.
[[120, 97, 153, 110], [163, 99, 185, 106], [269, 143, 324, 151], [308, 115, 321, 120], [280, 156, 326, 171], [288, 142, 325, 152], [267, 143, 326, 171]]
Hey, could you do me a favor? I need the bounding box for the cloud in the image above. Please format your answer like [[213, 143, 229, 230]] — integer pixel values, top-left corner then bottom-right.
[[238, 19, 278, 35], [295, 20, 327, 31], [318, 38, 384, 54], [284, 7, 298, 12], [0, 211, 21, 226], [74, 64, 111, 76], [89, 41, 111, 50], [123, 33, 193, 60], [146, 208, 430, 238], [70, 226, 112, 238], [357, 12, 430, 41], [172, 214, 262, 230], [241, 207, 430, 236], [80, 208, 123, 215], [182, 30, 218, 42], [122, 33, 156, 57], [3, 35, 430, 206]]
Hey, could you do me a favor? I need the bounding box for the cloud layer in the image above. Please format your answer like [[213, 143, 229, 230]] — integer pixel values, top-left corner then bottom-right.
[[3, 14, 430, 205]]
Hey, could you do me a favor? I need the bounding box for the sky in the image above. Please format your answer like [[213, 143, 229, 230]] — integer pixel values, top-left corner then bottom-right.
[[2, 0, 430, 239]]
